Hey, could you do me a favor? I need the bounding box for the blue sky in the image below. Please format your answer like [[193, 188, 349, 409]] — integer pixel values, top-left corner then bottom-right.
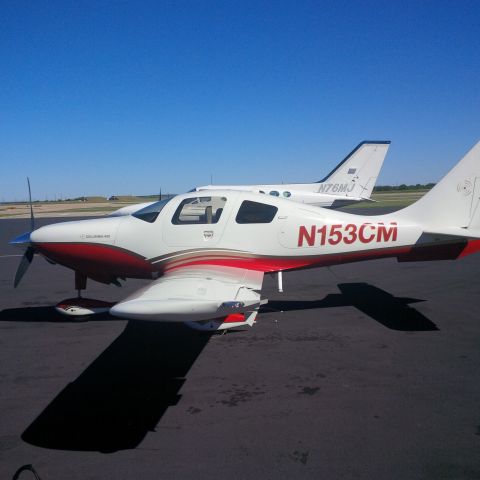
[[1, 0, 480, 201]]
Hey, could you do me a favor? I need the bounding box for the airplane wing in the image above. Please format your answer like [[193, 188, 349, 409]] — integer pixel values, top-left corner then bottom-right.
[[108, 201, 156, 217], [110, 265, 266, 330]]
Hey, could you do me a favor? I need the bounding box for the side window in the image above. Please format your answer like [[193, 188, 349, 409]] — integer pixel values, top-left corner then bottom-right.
[[236, 200, 278, 224], [283, 191, 291, 198], [172, 196, 226, 225]]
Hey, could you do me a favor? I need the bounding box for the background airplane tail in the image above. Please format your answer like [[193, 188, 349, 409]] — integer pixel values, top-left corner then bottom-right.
[[317, 141, 390, 198], [397, 141, 480, 230]]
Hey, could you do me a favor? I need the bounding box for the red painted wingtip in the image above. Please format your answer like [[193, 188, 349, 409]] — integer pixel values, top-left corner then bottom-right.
[[223, 313, 245, 323]]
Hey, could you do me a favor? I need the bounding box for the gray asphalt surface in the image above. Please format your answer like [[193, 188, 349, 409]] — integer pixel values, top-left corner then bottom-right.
[[1, 214, 480, 479]]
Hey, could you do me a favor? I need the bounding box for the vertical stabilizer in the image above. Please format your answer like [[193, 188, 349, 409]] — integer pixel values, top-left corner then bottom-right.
[[397, 141, 480, 229], [317, 141, 390, 198]]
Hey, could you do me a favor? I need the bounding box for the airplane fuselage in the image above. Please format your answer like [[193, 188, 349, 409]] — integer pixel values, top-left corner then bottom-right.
[[196, 183, 364, 208], [29, 190, 475, 286]]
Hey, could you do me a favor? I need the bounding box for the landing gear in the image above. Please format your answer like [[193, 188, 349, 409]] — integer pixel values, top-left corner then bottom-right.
[[55, 271, 114, 317], [278, 271, 283, 293], [75, 271, 87, 298]]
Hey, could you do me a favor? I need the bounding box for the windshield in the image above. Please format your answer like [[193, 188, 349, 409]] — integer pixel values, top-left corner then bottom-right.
[[133, 198, 171, 223]]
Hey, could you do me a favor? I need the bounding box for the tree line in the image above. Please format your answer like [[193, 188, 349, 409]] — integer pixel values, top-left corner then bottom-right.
[[373, 183, 436, 192]]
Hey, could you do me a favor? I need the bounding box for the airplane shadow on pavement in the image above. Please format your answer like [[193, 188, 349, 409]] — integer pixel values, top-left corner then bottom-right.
[[0, 306, 115, 322], [3, 281, 435, 453], [14, 317, 213, 453], [264, 282, 439, 331]]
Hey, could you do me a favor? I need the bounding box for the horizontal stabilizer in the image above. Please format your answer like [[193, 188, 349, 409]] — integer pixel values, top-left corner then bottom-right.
[[424, 227, 480, 240], [398, 227, 480, 262]]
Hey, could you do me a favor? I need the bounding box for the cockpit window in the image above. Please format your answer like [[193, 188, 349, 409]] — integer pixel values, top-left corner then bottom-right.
[[132, 198, 171, 223], [269, 190, 279, 196], [236, 200, 278, 224], [172, 196, 227, 225]]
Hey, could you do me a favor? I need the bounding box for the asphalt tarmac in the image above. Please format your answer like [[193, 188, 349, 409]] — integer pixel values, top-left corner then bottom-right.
[[1, 214, 480, 479]]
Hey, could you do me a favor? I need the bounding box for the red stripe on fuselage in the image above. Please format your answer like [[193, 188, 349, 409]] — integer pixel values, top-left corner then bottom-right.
[[163, 246, 414, 273], [33, 239, 480, 281], [34, 242, 155, 279]]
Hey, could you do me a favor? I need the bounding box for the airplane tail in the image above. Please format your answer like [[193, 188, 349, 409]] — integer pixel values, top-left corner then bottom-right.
[[317, 141, 390, 198], [396, 141, 480, 233]]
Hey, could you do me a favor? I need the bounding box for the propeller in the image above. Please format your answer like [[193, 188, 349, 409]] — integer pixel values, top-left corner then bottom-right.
[[14, 245, 34, 287], [27, 177, 34, 231], [12, 178, 36, 288]]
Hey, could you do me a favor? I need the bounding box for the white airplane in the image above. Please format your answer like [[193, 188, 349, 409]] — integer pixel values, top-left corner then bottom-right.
[[110, 140, 390, 217], [10, 140, 480, 331]]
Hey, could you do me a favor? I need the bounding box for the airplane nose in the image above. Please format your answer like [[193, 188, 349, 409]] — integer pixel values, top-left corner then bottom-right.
[[30, 223, 71, 244], [25, 217, 153, 280], [30, 225, 56, 244], [30, 217, 122, 245]]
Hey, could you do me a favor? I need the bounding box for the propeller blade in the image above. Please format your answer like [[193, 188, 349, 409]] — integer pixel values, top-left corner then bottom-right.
[[12, 179, 36, 287], [14, 246, 34, 288], [27, 177, 35, 232]]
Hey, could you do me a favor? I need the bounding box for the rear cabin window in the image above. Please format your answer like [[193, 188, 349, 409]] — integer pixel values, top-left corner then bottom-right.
[[235, 200, 278, 224], [172, 196, 227, 225]]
